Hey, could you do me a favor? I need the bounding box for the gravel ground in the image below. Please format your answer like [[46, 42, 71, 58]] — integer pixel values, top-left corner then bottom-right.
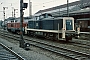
[[0, 38, 53, 60]]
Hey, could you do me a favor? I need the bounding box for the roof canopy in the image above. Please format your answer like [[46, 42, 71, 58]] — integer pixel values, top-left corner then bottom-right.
[[34, 0, 90, 17]]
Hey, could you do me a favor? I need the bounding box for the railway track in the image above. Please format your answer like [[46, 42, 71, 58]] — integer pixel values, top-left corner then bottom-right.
[[0, 30, 90, 49], [70, 41, 90, 49], [0, 30, 90, 60], [0, 43, 25, 60]]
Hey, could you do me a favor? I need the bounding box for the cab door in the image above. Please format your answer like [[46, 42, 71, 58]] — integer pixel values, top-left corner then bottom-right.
[[66, 20, 73, 30]]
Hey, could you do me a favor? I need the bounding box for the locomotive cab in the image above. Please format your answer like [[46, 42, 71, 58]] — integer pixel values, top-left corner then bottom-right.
[[63, 17, 75, 41]]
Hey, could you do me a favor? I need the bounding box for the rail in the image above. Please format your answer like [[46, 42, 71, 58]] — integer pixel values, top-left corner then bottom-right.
[[0, 43, 25, 60]]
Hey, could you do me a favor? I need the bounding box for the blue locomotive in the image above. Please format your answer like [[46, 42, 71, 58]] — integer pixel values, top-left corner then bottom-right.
[[26, 14, 75, 41]]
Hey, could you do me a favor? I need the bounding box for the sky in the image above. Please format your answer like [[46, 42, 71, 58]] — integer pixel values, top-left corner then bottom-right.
[[0, 0, 79, 20]]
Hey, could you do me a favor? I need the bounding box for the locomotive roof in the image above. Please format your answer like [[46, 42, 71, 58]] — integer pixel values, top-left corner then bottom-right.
[[41, 17, 74, 20]]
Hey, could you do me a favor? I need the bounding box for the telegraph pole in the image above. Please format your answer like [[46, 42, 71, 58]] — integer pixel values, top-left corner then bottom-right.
[[11, 3, 13, 17], [3, 7, 5, 30], [67, 0, 69, 17], [20, 0, 25, 48], [14, 9, 15, 18], [3, 7, 8, 30], [12, 9, 13, 17], [14, 9, 18, 18]]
